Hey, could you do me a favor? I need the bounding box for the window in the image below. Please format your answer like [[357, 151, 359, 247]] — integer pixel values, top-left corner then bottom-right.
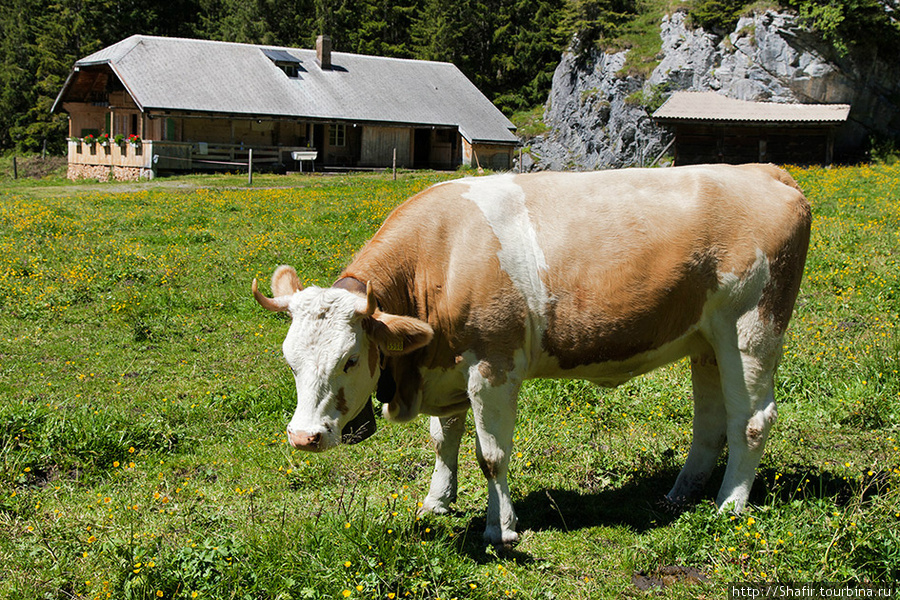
[[261, 48, 301, 78], [329, 124, 346, 147]]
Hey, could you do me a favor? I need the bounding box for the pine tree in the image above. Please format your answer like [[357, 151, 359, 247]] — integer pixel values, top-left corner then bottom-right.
[[0, 0, 42, 151], [350, 0, 418, 57], [492, 0, 567, 111]]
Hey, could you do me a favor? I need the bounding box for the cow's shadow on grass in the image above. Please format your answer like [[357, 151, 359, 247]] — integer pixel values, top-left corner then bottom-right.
[[455, 463, 873, 563], [514, 468, 685, 534], [456, 467, 686, 563]]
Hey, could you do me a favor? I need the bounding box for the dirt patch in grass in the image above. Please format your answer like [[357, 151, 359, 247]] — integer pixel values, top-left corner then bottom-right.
[[632, 565, 708, 590]]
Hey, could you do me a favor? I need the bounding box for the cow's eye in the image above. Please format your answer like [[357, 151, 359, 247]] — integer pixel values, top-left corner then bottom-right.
[[343, 356, 359, 373]]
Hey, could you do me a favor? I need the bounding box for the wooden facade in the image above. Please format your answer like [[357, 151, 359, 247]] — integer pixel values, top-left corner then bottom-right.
[[666, 123, 837, 166], [62, 102, 488, 179]]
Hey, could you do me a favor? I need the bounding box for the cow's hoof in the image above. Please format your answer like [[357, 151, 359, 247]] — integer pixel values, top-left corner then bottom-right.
[[484, 526, 519, 547], [419, 496, 453, 516], [659, 494, 688, 515]]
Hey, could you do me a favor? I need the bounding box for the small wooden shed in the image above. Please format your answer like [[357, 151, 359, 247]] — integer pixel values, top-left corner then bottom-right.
[[653, 91, 850, 166]]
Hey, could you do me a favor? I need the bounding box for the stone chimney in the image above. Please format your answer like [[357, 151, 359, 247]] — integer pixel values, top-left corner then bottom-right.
[[316, 35, 332, 70]]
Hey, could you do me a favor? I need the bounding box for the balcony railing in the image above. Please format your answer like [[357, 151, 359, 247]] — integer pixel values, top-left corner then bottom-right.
[[68, 140, 312, 173], [68, 139, 148, 168]]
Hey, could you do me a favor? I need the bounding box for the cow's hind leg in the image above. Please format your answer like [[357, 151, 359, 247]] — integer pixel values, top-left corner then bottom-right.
[[713, 312, 782, 512], [468, 365, 520, 546], [421, 414, 467, 514], [667, 351, 727, 505]]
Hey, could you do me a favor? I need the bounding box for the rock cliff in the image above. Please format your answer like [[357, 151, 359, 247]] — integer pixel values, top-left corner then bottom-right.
[[524, 10, 900, 170]]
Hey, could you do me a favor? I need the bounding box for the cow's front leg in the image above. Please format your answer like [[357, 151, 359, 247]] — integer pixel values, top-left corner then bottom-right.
[[421, 414, 467, 514], [468, 366, 520, 546]]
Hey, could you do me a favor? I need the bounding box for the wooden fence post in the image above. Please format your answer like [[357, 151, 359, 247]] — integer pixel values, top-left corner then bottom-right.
[[392, 147, 397, 181], [12, 155, 17, 179], [248, 148, 253, 185]]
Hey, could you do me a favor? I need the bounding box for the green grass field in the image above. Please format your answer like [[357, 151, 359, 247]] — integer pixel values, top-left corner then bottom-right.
[[1, 165, 898, 599]]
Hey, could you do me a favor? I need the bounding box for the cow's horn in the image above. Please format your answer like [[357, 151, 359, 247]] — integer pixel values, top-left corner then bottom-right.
[[252, 278, 291, 312], [362, 281, 377, 316]]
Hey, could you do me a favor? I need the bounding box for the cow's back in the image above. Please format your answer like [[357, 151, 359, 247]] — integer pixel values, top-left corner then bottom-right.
[[345, 165, 810, 374]]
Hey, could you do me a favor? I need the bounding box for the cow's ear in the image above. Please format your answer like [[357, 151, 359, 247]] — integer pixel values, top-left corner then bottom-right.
[[271, 265, 302, 297], [365, 312, 433, 356]]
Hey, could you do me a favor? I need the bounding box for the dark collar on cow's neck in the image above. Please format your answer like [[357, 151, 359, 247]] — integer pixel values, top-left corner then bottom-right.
[[332, 275, 367, 295]]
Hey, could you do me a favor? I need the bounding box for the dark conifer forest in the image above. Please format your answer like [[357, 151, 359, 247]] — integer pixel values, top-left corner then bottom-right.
[[1, 0, 896, 154]]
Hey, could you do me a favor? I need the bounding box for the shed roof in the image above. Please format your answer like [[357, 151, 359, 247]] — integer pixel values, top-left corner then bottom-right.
[[653, 91, 850, 124], [54, 35, 517, 144]]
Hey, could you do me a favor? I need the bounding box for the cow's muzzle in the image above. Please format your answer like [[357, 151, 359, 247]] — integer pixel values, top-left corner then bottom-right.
[[287, 430, 325, 452], [286, 400, 378, 451]]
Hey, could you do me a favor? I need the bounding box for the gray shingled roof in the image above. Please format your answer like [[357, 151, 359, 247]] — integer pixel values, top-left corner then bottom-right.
[[56, 35, 517, 144], [653, 91, 850, 123]]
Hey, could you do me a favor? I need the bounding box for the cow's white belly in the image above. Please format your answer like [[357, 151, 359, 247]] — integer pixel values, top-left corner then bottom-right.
[[530, 328, 710, 387]]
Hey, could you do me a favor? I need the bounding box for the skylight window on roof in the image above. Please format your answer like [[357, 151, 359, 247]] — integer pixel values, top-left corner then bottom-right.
[[261, 48, 301, 78], [261, 48, 300, 64]]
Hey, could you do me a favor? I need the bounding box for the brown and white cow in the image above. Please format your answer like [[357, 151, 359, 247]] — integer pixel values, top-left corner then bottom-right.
[[253, 164, 810, 545]]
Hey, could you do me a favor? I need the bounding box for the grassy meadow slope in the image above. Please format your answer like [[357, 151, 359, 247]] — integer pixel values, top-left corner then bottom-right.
[[1, 166, 898, 599]]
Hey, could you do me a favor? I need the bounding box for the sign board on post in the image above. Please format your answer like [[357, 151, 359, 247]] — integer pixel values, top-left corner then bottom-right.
[[291, 150, 318, 172]]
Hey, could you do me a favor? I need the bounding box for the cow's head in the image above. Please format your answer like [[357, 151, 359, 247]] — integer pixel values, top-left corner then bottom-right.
[[253, 265, 433, 452]]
